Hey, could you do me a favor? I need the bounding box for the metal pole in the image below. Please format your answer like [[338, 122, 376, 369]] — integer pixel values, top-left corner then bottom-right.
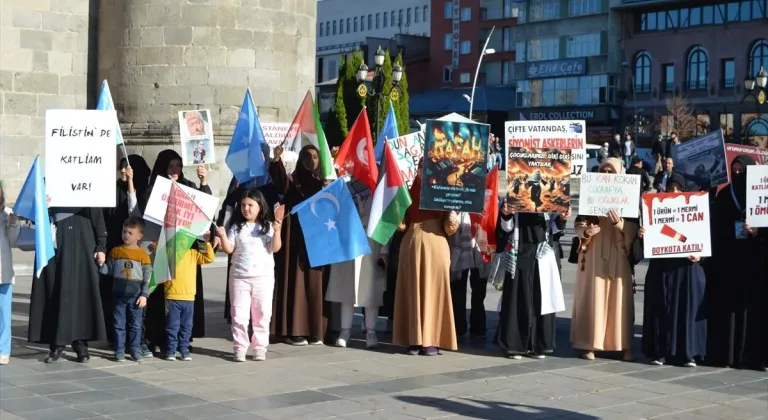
[[631, 73, 638, 141], [469, 26, 495, 120]]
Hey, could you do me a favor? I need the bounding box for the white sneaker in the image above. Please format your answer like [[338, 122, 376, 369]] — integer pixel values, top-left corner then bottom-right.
[[684, 360, 697, 368], [366, 331, 379, 348], [0, 355, 9, 365], [650, 359, 664, 366], [528, 353, 545, 359], [233, 349, 247, 362], [335, 329, 351, 348], [508, 352, 522, 360], [253, 349, 267, 361]]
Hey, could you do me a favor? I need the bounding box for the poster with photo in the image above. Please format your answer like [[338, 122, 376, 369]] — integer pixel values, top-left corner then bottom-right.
[[671, 129, 727, 191], [179, 109, 216, 166], [419, 119, 489, 213], [641, 191, 712, 258], [505, 120, 586, 178], [505, 148, 571, 213]]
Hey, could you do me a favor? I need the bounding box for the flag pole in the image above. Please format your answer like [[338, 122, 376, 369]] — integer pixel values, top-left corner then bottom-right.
[[169, 178, 216, 226]]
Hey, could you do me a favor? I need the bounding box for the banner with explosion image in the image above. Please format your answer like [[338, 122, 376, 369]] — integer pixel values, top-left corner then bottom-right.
[[419, 119, 489, 213], [506, 148, 571, 213], [641, 191, 711, 259]]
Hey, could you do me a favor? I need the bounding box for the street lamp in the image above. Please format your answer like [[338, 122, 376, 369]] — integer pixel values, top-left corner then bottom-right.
[[356, 46, 403, 137], [468, 26, 496, 120], [742, 65, 767, 144], [622, 61, 640, 142]]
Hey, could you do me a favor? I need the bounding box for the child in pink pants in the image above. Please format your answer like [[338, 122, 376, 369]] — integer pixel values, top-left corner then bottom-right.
[[216, 189, 282, 362]]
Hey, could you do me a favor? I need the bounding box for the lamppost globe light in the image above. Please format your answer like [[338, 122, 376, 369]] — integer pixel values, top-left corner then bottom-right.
[[485, 48, 496, 55], [392, 65, 403, 84], [745, 77, 756, 91], [757, 66, 768, 89], [462, 94, 471, 103], [374, 47, 386, 67], [357, 63, 369, 83]]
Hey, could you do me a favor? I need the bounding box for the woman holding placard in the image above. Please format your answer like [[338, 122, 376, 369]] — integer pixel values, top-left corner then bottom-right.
[[141, 150, 212, 353], [570, 157, 639, 361], [708, 155, 767, 371], [639, 173, 707, 367]]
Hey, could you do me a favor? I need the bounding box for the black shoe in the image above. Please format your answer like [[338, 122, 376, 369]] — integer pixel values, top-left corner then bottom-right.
[[75, 349, 90, 363], [44, 347, 64, 363]]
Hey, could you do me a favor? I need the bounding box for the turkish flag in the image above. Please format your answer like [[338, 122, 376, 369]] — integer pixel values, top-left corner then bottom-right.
[[334, 109, 378, 191], [470, 166, 499, 262]]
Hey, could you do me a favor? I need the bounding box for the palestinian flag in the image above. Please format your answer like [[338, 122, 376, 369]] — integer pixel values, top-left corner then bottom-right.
[[367, 140, 411, 245], [283, 90, 337, 180], [149, 181, 210, 291]]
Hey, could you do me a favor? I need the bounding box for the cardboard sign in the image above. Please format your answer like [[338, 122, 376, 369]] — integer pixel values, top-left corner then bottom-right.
[[386, 132, 424, 188], [179, 109, 216, 166], [746, 165, 768, 227], [143, 177, 219, 229], [671, 129, 727, 191], [262, 122, 291, 149], [579, 173, 641, 218], [641, 191, 712, 258], [45, 109, 117, 208], [505, 148, 571, 213], [505, 120, 586, 178]]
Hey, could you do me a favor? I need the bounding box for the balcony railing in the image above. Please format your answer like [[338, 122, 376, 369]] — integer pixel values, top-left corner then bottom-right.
[[722, 78, 735, 89], [633, 83, 651, 94], [661, 82, 674, 93], [685, 80, 708, 91]]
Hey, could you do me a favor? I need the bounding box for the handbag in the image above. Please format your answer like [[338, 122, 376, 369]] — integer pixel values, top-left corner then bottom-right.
[[16, 221, 36, 252], [567, 236, 580, 264]]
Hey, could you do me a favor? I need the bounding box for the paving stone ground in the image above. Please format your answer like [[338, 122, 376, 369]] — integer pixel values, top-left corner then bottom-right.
[[1, 230, 766, 420]]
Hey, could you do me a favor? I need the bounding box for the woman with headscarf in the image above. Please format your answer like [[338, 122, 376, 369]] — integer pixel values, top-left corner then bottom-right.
[[571, 157, 639, 361], [141, 149, 212, 353], [393, 170, 459, 356], [101, 155, 151, 347], [492, 200, 568, 359], [639, 173, 707, 367], [270, 145, 330, 345], [707, 155, 767, 371]]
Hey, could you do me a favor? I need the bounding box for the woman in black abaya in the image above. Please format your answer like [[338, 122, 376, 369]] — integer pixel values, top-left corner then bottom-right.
[[141, 150, 212, 352], [640, 173, 707, 367], [707, 155, 766, 370]]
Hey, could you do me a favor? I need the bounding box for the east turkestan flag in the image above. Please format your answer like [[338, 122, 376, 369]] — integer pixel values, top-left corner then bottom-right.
[[282, 91, 337, 180], [367, 141, 412, 245]]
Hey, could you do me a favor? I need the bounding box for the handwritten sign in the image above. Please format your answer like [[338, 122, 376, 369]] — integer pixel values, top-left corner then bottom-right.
[[641, 191, 711, 258], [143, 177, 219, 231], [506, 148, 571, 213], [45, 109, 117, 208], [505, 120, 586, 178], [387, 132, 424, 188], [579, 173, 641, 218], [746, 165, 768, 227]]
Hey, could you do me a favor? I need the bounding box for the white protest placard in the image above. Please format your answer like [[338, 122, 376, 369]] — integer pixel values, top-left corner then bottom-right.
[[386, 132, 424, 188], [262, 122, 291, 150], [505, 120, 586, 178], [641, 191, 711, 258], [143, 177, 219, 229], [746, 165, 768, 227], [45, 109, 117, 208], [579, 172, 641, 218]]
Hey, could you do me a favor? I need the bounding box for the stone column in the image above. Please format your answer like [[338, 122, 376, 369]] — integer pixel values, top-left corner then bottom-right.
[[97, 0, 317, 195]]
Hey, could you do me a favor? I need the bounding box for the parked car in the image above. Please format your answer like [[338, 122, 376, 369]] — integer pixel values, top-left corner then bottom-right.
[[586, 144, 602, 172]]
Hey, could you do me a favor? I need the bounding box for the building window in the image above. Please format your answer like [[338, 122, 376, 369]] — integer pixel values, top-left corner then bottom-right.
[[460, 73, 471, 83], [686, 45, 708, 90], [376, 13, 381, 28], [502, 60, 513, 85], [424, 5, 429, 21], [443, 66, 453, 82], [346, 18, 351, 32], [516, 80, 531, 107], [566, 33, 601, 58], [527, 37, 559, 62], [634, 51, 651, 93], [743, 116, 768, 145], [638, 1, 766, 32], [749, 39, 768, 79], [444, 34, 452, 51], [503, 0, 516, 18], [461, 7, 471, 21], [444, 2, 452, 18], [407, 8, 412, 25], [720, 113, 735, 142], [361, 15, 365, 30], [318, 23, 323, 37], [415, 6, 420, 23], [460, 40, 471, 55], [663, 64, 674, 92], [568, 0, 601, 16], [332, 21, 337, 35], [391, 11, 396, 26], [339, 19, 344, 34], [517, 74, 616, 107], [353, 17, 358, 32], [502, 27, 512, 52], [529, 0, 561, 22], [368, 14, 372, 30], [399, 9, 403, 26], [722, 58, 735, 88], [383, 14, 387, 28]]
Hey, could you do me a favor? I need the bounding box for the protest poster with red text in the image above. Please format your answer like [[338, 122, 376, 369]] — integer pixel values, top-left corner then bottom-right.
[[746, 165, 768, 227], [143, 176, 219, 234], [717, 143, 768, 192], [579, 172, 641, 218], [641, 191, 711, 259]]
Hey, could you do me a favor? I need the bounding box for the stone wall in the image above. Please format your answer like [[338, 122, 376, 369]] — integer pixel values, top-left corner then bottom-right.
[[0, 0, 92, 199]]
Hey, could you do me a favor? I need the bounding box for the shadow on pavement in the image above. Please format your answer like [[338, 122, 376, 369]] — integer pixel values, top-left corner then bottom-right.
[[394, 395, 598, 420]]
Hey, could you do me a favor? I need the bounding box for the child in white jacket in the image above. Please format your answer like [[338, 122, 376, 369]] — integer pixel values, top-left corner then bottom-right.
[[0, 181, 21, 364]]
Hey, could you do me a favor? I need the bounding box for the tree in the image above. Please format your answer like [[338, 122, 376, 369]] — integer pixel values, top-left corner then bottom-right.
[[367, 49, 393, 140], [659, 95, 697, 140], [324, 54, 348, 146], [393, 52, 410, 137]]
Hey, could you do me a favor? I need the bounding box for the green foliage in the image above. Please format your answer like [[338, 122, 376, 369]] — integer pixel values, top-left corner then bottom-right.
[[367, 48, 393, 140], [394, 52, 410, 136], [325, 54, 347, 146], [342, 50, 365, 134]]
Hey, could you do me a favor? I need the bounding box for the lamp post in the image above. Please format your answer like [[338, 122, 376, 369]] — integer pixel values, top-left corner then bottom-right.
[[622, 61, 639, 142], [469, 26, 496, 120], [742, 65, 767, 144], [356, 46, 403, 137]]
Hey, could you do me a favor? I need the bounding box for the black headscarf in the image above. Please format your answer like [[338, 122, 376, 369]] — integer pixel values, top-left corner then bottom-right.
[[148, 149, 186, 188], [731, 155, 756, 203], [293, 145, 324, 197]]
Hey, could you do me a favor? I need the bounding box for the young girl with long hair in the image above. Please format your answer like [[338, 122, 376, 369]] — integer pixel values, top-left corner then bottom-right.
[[216, 189, 282, 361]]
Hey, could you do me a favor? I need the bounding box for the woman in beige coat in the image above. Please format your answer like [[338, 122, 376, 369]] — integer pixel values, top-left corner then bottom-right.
[[571, 158, 638, 361]]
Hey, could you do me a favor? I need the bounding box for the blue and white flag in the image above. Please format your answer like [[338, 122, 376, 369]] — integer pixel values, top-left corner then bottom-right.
[[12, 156, 55, 277], [225, 89, 268, 184], [96, 80, 124, 146], [374, 100, 399, 163], [292, 178, 371, 267]]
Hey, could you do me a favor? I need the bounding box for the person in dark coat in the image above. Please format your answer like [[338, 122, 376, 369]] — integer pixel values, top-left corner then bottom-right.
[[380, 229, 404, 332], [101, 155, 151, 345], [29, 207, 108, 363], [707, 155, 767, 370], [493, 200, 565, 359], [626, 156, 652, 193], [639, 173, 707, 367], [141, 149, 212, 353]]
